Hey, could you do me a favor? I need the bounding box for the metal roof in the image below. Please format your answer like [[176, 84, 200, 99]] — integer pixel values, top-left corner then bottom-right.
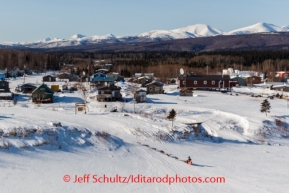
[[182, 75, 231, 80], [146, 81, 164, 86]]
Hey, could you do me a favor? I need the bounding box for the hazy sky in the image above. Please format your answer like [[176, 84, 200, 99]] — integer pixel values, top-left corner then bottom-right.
[[1, 0, 289, 42]]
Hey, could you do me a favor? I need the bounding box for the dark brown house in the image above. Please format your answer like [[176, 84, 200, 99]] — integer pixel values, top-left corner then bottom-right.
[[178, 75, 231, 90], [57, 73, 79, 81], [146, 81, 164, 94], [16, 83, 38, 93], [97, 85, 122, 102], [43, 75, 56, 82], [246, 76, 262, 85]]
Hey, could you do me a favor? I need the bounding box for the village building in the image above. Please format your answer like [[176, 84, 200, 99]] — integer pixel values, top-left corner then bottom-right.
[[137, 76, 152, 86], [135, 73, 154, 80], [0, 71, 6, 80], [91, 72, 114, 88], [43, 75, 56, 82], [275, 71, 289, 79], [96, 85, 122, 102], [107, 72, 124, 82], [231, 77, 247, 86], [179, 89, 193, 96], [178, 74, 231, 90], [134, 89, 147, 103], [31, 84, 54, 103], [146, 81, 164, 94], [272, 84, 289, 92], [0, 80, 10, 92], [8, 69, 24, 77], [246, 76, 262, 86], [57, 72, 79, 82], [0, 80, 13, 100], [16, 83, 39, 93]]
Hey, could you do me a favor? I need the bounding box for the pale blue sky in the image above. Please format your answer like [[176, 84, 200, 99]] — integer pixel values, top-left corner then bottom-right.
[[0, 0, 288, 42]]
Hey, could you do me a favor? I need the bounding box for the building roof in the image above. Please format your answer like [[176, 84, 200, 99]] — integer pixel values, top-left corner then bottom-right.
[[272, 84, 289, 88], [146, 81, 164, 86], [32, 84, 54, 94], [43, 74, 56, 78], [22, 83, 39, 88], [58, 72, 70, 76], [136, 89, 146, 93], [182, 75, 231, 80], [92, 76, 115, 82]]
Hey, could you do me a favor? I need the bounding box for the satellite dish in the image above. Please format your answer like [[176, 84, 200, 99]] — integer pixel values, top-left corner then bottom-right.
[[180, 68, 184, 75]]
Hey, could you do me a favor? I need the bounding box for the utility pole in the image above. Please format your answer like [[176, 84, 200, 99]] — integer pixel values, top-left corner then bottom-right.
[[23, 65, 26, 84]]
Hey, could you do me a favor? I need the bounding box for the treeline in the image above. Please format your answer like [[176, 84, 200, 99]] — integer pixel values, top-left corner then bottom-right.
[[0, 49, 289, 78]]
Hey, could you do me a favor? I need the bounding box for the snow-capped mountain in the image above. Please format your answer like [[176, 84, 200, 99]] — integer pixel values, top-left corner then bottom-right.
[[281, 25, 289, 31], [2, 22, 289, 48], [137, 24, 223, 40], [171, 24, 223, 37], [226, 22, 284, 35]]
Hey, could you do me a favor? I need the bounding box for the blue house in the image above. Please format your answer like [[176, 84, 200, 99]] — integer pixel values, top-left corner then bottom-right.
[[0, 73, 5, 80], [91, 73, 114, 88]]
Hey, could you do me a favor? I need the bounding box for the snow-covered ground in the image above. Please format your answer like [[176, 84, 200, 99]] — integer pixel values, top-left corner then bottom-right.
[[1, 73, 289, 192]]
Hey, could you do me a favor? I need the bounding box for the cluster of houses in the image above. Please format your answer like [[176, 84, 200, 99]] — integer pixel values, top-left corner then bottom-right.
[[0, 68, 32, 79], [0, 68, 167, 104], [2, 66, 288, 104]]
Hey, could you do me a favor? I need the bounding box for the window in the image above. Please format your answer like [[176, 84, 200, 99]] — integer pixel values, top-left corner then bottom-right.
[[194, 81, 197, 85], [149, 87, 153, 91], [155, 87, 160, 91], [204, 81, 207, 85], [212, 81, 215, 85]]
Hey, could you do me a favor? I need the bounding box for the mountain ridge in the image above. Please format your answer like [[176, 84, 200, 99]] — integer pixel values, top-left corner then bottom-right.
[[1, 22, 289, 50]]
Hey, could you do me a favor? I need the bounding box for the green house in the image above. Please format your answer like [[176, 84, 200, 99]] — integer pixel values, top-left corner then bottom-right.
[[31, 84, 54, 103], [231, 77, 247, 86]]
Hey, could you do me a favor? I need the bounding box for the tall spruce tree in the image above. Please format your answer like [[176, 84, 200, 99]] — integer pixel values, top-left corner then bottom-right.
[[167, 109, 176, 130], [260, 99, 271, 116]]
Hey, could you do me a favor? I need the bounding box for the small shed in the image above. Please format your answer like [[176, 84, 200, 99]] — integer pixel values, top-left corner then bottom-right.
[[0, 80, 10, 92], [43, 75, 56, 82], [134, 89, 147, 103], [0, 92, 14, 100], [31, 84, 54, 103], [146, 81, 164, 94], [51, 85, 60, 92], [180, 89, 193, 96]]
